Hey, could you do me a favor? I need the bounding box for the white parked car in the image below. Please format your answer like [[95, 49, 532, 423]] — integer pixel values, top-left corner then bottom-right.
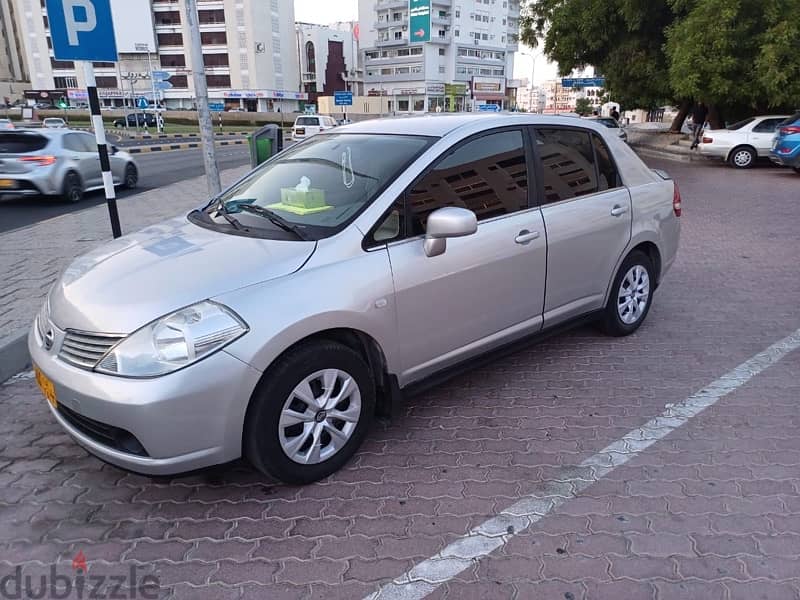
[[292, 115, 336, 140], [43, 117, 67, 129], [698, 115, 790, 168]]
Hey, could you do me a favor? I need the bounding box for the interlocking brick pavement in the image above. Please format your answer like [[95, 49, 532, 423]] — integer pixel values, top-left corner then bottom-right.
[[0, 159, 799, 598], [0, 165, 248, 343]]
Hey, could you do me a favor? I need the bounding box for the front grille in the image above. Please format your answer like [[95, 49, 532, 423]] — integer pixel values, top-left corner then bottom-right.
[[58, 404, 148, 457], [59, 330, 124, 370]]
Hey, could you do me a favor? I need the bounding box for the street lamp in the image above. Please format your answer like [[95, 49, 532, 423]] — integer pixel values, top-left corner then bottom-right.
[[519, 50, 544, 113]]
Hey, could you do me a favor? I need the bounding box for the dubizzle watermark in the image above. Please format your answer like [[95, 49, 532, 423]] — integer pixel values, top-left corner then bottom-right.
[[0, 551, 160, 599]]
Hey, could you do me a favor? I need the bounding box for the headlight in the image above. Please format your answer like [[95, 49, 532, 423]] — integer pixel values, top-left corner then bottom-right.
[[96, 301, 248, 378]]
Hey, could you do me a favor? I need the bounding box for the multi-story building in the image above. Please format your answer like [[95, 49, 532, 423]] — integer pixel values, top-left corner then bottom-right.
[[515, 81, 545, 113], [14, 0, 304, 112], [357, 0, 520, 113], [296, 21, 362, 105], [0, 0, 29, 103]]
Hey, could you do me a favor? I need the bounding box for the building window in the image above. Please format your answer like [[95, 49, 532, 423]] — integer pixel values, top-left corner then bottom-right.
[[92, 62, 115, 68], [439, 65, 445, 73], [95, 76, 117, 88], [305, 41, 316, 72], [206, 74, 231, 87], [42, 15, 48, 28], [201, 31, 227, 45], [482, 33, 488, 40], [454, 30, 459, 37], [392, 12, 402, 21], [50, 58, 74, 69], [154, 11, 180, 26], [198, 9, 225, 25], [203, 54, 229, 67], [438, 30, 446, 37], [160, 54, 186, 67], [53, 76, 77, 88], [455, 10, 460, 17], [438, 48, 445, 56], [169, 75, 188, 88], [394, 31, 402, 40], [158, 33, 182, 46]]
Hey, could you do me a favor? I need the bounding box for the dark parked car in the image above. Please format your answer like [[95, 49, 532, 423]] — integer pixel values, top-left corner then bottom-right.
[[113, 113, 156, 128]]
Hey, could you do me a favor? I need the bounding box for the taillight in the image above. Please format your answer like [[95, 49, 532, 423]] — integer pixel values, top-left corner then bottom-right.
[[673, 181, 682, 217], [19, 156, 56, 167], [780, 125, 800, 135], [701, 137, 713, 144]]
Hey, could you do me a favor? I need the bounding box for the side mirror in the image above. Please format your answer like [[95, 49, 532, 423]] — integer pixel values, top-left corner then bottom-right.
[[423, 207, 477, 258]]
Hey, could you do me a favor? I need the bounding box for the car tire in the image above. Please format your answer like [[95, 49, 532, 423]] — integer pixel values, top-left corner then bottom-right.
[[244, 341, 375, 484], [793, 167, 800, 175], [728, 146, 756, 169], [600, 250, 655, 337], [122, 163, 138, 189], [62, 171, 84, 203]]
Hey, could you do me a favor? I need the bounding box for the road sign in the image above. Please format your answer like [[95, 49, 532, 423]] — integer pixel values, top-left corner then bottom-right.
[[208, 102, 225, 112], [151, 70, 171, 82], [137, 97, 148, 109], [477, 103, 500, 112], [409, 0, 431, 43], [154, 80, 173, 91], [334, 91, 353, 106], [561, 77, 606, 88], [46, 0, 118, 62]]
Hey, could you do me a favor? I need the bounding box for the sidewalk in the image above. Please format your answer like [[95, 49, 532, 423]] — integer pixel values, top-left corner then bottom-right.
[[627, 128, 710, 162], [0, 165, 248, 380]]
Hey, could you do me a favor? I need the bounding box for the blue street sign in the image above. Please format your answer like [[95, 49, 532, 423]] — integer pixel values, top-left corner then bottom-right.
[[477, 103, 500, 112], [334, 91, 353, 106], [46, 0, 118, 62], [561, 77, 606, 88], [208, 103, 225, 112], [151, 70, 171, 81], [154, 80, 173, 91], [137, 97, 149, 110]]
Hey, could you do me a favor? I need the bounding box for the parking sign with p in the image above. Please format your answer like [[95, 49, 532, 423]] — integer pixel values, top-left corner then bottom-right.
[[46, 0, 118, 62]]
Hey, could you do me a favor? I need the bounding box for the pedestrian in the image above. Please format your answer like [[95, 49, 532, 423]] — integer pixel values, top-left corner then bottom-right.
[[611, 106, 620, 121], [689, 101, 708, 149]]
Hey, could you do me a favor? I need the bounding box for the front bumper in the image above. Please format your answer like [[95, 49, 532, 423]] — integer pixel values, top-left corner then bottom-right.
[[28, 325, 263, 475]]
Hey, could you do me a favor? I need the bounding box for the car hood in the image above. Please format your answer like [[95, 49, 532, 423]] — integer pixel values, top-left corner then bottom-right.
[[49, 216, 316, 334]]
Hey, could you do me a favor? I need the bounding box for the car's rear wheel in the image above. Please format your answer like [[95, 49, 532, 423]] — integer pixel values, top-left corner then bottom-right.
[[244, 341, 375, 484], [123, 163, 138, 189], [729, 146, 756, 169], [62, 172, 84, 203], [600, 250, 655, 336]]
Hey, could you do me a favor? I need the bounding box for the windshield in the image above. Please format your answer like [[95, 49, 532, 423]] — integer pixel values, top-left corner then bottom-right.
[[727, 117, 755, 130], [215, 133, 432, 239]]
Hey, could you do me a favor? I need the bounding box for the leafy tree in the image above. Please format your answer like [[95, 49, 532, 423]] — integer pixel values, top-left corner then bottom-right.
[[575, 97, 593, 115]]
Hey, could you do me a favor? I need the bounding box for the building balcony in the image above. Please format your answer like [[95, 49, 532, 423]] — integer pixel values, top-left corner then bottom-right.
[[376, 37, 408, 47], [429, 35, 451, 44], [375, 0, 407, 9], [432, 0, 452, 6], [431, 15, 452, 26], [364, 72, 424, 83]]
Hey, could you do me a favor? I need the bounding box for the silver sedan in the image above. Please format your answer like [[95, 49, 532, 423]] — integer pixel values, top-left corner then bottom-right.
[[30, 114, 680, 483]]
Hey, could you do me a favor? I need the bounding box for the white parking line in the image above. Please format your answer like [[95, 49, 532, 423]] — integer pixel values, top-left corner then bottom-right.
[[365, 327, 800, 600]]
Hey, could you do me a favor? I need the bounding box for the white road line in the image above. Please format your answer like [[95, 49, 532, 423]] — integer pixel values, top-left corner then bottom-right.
[[366, 327, 800, 600]]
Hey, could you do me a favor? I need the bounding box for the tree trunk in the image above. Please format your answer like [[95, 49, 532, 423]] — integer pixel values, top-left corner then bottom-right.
[[707, 104, 723, 129], [669, 98, 692, 133]]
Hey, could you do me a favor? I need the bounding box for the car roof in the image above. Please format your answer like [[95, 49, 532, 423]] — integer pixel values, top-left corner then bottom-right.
[[336, 113, 594, 138]]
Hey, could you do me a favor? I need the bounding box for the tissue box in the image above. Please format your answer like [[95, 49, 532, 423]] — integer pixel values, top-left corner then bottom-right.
[[280, 188, 326, 209]]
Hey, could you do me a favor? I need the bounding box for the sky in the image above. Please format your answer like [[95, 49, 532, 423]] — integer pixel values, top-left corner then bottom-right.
[[293, 0, 560, 86]]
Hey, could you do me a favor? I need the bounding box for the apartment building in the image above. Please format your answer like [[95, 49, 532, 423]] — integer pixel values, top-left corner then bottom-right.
[[296, 21, 362, 104], [357, 0, 520, 113], [15, 0, 304, 111], [0, 0, 29, 103]]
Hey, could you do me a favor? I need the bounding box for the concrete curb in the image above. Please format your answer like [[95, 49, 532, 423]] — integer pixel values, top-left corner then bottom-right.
[[126, 138, 246, 154], [631, 143, 712, 164], [0, 330, 30, 384]]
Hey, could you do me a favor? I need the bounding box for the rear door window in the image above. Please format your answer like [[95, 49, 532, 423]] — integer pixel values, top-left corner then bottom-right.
[[0, 133, 49, 154], [534, 128, 599, 203], [753, 118, 785, 133]]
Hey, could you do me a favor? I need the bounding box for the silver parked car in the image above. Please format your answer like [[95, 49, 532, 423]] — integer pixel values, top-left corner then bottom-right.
[[0, 129, 138, 202], [30, 115, 681, 483]]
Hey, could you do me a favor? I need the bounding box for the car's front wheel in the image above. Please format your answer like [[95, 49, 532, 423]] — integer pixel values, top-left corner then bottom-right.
[[244, 341, 375, 484], [600, 250, 655, 336], [62, 171, 84, 203], [122, 163, 138, 189]]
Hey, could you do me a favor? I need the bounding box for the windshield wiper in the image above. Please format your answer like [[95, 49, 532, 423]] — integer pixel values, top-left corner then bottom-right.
[[236, 203, 310, 240], [212, 197, 246, 231]]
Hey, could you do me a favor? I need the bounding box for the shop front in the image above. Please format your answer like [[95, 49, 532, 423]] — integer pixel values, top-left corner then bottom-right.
[[471, 77, 506, 111], [443, 83, 468, 112]]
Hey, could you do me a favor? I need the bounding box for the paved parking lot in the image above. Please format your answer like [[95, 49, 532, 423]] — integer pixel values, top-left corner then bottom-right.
[[1, 158, 799, 599]]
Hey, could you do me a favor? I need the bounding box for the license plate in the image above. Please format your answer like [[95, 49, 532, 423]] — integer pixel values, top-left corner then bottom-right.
[[0, 179, 16, 189], [34, 365, 57, 408]]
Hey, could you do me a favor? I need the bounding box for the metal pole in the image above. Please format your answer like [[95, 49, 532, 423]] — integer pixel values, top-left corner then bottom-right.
[[129, 76, 140, 133], [146, 48, 161, 132], [186, 0, 221, 197], [83, 62, 122, 239]]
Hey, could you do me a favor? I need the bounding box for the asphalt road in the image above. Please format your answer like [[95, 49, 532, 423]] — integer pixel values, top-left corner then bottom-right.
[[0, 145, 251, 233]]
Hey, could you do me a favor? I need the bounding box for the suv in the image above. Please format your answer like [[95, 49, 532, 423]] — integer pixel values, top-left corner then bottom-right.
[[292, 115, 336, 140], [30, 115, 680, 484], [113, 113, 156, 128], [769, 112, 800, 174], [0, 129, 139, 202]]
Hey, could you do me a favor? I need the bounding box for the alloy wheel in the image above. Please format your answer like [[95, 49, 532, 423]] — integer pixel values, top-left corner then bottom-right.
[[617, 265, 650, 325], [732, 149, 753, 168]]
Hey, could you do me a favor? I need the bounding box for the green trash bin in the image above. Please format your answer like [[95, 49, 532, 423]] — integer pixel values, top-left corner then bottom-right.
[[248, 125, 283, 168]]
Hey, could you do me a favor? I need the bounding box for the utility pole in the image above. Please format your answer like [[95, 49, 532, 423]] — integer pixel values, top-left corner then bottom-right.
[[186, 0, 221, 197]]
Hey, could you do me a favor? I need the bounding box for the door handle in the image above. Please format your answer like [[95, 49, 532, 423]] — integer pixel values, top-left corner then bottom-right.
[[610, 205, 629, 217], [515, 230, 540, 244]]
